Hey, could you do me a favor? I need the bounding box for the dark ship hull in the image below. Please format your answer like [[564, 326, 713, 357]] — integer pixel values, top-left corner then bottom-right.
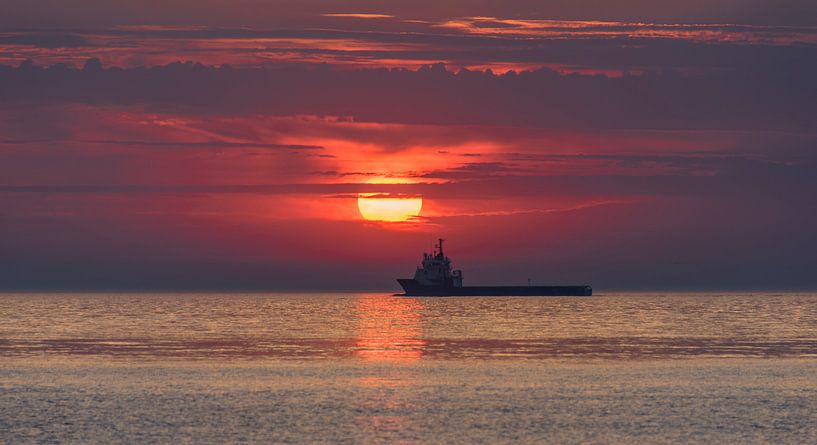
[[397, 279, 592, 297]]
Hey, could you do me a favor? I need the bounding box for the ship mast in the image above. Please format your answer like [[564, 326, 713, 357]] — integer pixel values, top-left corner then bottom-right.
[[437, 238, 444, 258]]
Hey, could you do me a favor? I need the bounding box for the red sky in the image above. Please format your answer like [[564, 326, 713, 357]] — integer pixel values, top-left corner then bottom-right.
[[1, 1, 816, 290]]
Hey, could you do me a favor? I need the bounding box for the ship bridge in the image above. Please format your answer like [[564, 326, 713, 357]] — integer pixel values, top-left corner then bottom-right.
[[413, 239, 463, 287]]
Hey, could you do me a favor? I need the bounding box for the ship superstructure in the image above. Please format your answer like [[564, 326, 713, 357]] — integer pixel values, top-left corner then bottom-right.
[[412, 239, 462, 288], [397, 239, 592, 297]]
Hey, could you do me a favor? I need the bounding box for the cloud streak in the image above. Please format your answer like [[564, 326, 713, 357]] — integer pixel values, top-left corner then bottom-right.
[[2, 61, 814, 131], [322, 13, 395, 19], [1, 20, 815, 73], [437, 17, 817, 44]]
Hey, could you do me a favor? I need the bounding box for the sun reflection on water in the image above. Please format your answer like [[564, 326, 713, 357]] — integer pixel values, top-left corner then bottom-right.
[[355, 295, 425, 361], [354, 295, 426, 436]]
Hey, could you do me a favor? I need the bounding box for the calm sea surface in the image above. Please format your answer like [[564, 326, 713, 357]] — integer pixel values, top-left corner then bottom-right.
[[1, 292, 816, 443]]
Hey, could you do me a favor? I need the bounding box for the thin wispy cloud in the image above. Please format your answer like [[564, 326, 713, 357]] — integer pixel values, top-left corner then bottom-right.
[[322, 13, 395, 19]]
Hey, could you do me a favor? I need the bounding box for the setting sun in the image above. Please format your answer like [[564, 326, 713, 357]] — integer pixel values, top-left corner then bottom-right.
[[357, 177, 423, 222], [358, 195, 422, 222]]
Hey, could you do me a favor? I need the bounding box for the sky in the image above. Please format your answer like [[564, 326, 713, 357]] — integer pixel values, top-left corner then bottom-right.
[[1, 1, 816, 290]]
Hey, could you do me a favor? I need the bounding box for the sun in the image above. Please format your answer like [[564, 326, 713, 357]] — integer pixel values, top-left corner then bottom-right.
[[358, 195, 422, 222], [357, 178, 422, 222]]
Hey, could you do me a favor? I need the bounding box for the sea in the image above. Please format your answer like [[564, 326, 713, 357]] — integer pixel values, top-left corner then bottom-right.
[[1, 292, 816, 444]]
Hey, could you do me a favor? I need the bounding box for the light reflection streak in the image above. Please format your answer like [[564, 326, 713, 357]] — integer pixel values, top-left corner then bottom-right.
[[353, 295, 426, 436], [354, 295, 425, 361]]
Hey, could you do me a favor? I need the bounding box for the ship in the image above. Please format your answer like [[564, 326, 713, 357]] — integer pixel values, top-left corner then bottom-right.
[[397, 239, 592, 296]]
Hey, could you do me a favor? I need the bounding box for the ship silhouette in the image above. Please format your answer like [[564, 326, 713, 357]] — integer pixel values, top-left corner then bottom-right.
[[397, 239, 592, 296]]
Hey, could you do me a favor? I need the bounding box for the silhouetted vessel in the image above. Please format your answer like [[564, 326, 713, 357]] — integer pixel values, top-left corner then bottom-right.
[[397, 239, 592, 296]]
